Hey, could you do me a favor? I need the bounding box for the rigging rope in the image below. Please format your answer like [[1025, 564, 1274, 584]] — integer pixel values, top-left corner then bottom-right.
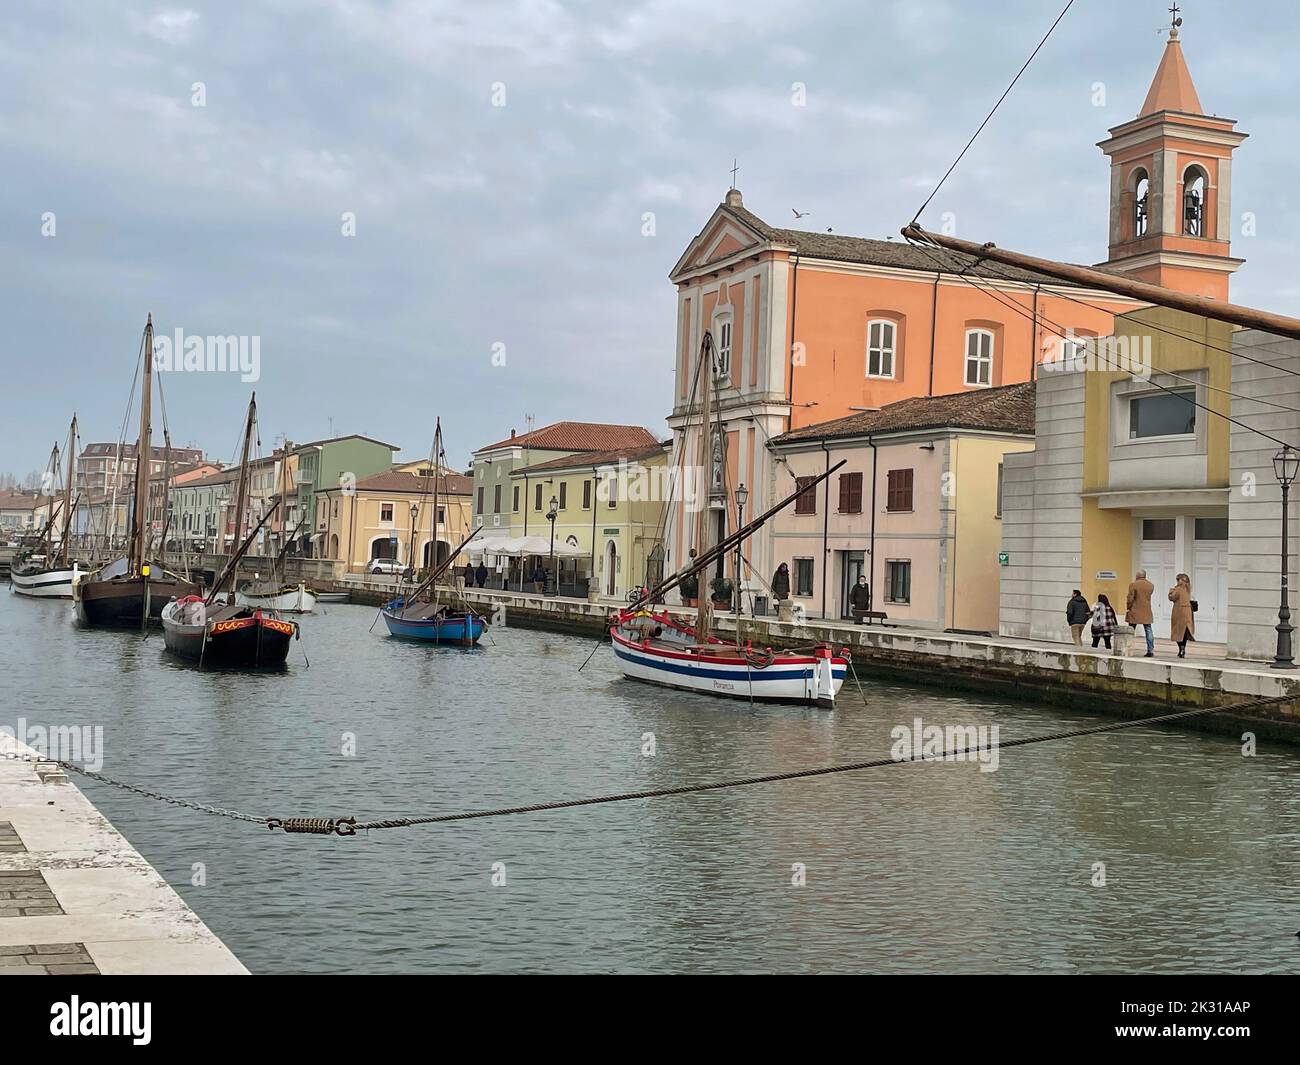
[[47, 694, 1291, 836]]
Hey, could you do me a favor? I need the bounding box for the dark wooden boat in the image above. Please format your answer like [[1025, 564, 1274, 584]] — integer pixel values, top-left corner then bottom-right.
[[160, 393, 298, 668], [74, 317, 200, 627]]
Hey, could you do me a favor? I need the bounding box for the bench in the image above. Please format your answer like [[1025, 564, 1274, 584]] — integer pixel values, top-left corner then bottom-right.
[[856, 610, 890, 627]]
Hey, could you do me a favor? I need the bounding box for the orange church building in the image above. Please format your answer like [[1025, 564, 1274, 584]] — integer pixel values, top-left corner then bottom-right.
[[664, 22, 1247, 607]]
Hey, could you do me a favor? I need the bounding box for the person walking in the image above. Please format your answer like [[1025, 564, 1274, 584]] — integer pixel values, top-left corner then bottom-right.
[[474, 561, 488, 588], [849, 574, 871, 623], [531, 560, 546, 594], [771, 563, 790, 604], [1090, 593, 1118, 651], [1125, 569, 1156, 657], [1169, 573, 1196, 658], [1066, 589, 1091, 646]]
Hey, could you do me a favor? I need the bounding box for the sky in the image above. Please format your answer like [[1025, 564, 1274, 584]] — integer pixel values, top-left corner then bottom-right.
[[2, 0, 1297, 480]]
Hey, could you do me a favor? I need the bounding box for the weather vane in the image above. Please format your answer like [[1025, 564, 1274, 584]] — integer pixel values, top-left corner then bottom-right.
[[1169, 3, 1181, 28]]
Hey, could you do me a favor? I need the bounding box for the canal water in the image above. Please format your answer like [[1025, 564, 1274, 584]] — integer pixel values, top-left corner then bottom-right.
[[3, 590, 1298, 974]]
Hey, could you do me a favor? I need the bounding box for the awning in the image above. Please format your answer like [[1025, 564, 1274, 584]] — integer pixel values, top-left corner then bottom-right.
[[465, 534, 587, 560]]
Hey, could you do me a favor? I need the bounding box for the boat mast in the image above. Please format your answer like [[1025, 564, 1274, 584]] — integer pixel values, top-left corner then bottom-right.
[[59, 415, 77, 567], [219, 393, 257, 603], [39, 441, 59, 555], [128, 315, 154, 576], [694, 332, 716, 644], [430, 418, 441, 604]]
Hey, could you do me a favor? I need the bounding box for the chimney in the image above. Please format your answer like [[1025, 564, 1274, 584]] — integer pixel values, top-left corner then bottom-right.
[[510, 428, 516, 439]]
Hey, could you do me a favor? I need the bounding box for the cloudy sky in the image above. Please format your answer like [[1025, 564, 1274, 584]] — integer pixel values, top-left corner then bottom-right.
[[2, 0, 1296, 479]]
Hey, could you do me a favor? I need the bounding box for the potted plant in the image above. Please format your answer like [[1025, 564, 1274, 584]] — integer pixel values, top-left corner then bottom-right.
[[679, 572, 699, 607], [710, 575, 733, 607]]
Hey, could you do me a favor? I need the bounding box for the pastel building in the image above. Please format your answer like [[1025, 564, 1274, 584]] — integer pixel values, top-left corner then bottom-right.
[[663, 189, 1137, 605], [770, 384, 1034, 630], [504, 442, 671, 598], [288, 435, 399, 557]]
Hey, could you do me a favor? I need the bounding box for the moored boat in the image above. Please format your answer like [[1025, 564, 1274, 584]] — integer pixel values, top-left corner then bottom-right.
[[75, 321, 201, 628], [235, 581, 317, 613], [11, 418, 86, 600], [609, 330, 850, 707], [161, 595, 297, 667], [12, 558, 85, 599]]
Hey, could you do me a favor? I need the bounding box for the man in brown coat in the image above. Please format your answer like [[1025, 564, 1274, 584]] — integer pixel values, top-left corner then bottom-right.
[[1126, 569, 1156, 657]]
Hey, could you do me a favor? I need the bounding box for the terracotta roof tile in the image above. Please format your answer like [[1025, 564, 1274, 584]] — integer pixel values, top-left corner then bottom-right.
[[475, 421, 660, 455], [774, 382, 1036, 443], [345, 470, 473, 495], [515, 441, 669, 475]]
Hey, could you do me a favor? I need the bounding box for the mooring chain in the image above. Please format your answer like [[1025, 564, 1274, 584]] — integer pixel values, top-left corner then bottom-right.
[[38, 695, 1291, 837]]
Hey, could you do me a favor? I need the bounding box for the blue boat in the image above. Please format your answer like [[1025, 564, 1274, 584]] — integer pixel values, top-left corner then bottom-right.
[[380, 597, 486, 645]]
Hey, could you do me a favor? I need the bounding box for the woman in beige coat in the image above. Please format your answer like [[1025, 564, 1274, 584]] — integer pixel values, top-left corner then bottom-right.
[[1168, 573, 1195, 658]]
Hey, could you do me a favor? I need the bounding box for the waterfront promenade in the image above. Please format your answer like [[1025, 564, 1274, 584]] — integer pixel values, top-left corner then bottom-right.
[[0, 732, 246, 975], [335, 580, 1300, 738]]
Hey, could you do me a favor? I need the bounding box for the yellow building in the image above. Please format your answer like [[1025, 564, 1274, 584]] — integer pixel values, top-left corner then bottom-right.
[[318, 469, 474, 574], [1001, 307, 1234, 644], [494, 442, 670, 598]]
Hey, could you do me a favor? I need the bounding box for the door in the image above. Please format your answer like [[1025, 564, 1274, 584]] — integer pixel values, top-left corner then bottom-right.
[[840, 551, 865, 618], [1138, 528, 1176, 636], [1191, 532, 1229, 643], [605, 540, 617, 597]]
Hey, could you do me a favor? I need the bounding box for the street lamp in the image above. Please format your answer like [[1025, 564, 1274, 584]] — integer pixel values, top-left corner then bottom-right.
[[546, 495, 559, 596], [409, 502, 420, 579], [1272, 445, 1299, 668], [733, 483, 748, 616]]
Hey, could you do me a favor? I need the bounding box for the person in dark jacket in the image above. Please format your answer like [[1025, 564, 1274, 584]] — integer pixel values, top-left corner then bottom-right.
[[771, 563, 791, 603], [1066, 590, 1091, 646], [462, 562, 474, 587], [849, 574, 872, 623], [475, 562, 488, 588], [532, 561, 546, 594]]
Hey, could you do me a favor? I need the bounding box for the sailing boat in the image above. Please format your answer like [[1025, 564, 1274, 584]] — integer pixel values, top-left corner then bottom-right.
[[609, 332, 849, 707], [235, 447, 317, 612], [160, 393, 299, 667], [11, 418, 85, 598], [74, 317, 200, 626], [380, 419, 486, 645]]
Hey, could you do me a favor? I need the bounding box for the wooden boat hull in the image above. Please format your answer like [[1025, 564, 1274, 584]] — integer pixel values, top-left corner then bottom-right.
[[11, 563, 84, 599], [381, 600, 485, 644], [235, 583, 317, 613], [74, 575, 200, 627], [610, 625, 847, 707], [161, 602, 296, 667]]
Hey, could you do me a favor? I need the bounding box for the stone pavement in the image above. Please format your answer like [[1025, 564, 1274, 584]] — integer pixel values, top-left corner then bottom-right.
[[0, 733, 247, 975]]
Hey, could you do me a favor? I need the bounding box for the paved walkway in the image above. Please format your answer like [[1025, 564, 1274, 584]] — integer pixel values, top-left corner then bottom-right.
[[0, 733, 246, 975]]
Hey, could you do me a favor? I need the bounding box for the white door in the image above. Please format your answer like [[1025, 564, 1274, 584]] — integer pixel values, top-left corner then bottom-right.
[[1139, 540, 1176, 635], [1191, 540, 1229, 643]]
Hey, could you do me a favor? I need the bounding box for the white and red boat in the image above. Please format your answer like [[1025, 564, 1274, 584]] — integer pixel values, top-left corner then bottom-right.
[[609, 330, 850, 708], [610, 608, 847, 707]]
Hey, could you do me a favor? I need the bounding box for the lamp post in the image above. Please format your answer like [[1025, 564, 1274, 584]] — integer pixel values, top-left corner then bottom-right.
[[1272, 445, 1298, 669], [546, 495, 558, 596], [407, 502, 420, 581], [733, 483, 748, 616]]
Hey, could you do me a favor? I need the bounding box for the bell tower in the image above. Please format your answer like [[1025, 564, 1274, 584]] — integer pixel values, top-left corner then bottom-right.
[[1097, 16, 1247, 299]]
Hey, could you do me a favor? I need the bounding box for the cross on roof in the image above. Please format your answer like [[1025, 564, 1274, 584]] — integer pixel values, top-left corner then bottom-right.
[[730, 158, 739, 189], [1169, 3, 1180, 26]]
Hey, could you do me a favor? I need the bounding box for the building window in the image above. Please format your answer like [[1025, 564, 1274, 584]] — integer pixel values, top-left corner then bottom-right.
[[793, 557, 814, 597], [535, 484, 543, 511], [1133, 168, 1150, 237], [886, 469, 913, 512], [1130, 390, 1195, 439], [512, 485, 520, 512], [380, 502, 394, 522], [476, 487, 484, 514], [965, 329, 993, 387], [1183, 167, 1207, 237], [838, 472, 863, 514], [583, 480, 592, 509], [437, 506, 445, 524], [884, 560, 911, 604], [608, 477, 618, 508], [716, 318, 732, 378], [559, 482, 567, 509], [493, 484, 502, 514], [794, 476, 817, 515], [1142, 518, 1176, 541], [1194, 517, 1229, 540], [866, 319, 896, 378]]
